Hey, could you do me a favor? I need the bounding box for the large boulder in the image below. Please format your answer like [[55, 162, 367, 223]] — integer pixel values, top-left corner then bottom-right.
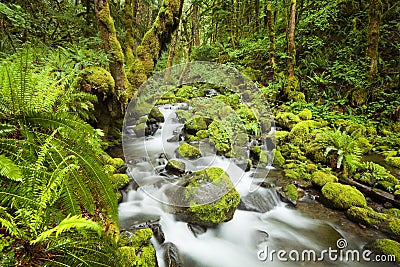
[[172, 167, 240, 227], [311, 171, 338, 188], [321, 182, 367, 210]]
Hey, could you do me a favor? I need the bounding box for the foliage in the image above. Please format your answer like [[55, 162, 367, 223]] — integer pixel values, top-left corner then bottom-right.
[[0, 48, 119, 265], [310, 129, 362, 175]]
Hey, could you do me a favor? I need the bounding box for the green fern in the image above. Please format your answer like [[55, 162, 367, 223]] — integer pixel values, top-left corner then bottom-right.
[[0, 155, 22, 181], [31, 215, 102, 244]]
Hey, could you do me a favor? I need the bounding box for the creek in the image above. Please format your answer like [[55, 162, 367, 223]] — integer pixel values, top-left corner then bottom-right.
[[119, 104, 394, 267]]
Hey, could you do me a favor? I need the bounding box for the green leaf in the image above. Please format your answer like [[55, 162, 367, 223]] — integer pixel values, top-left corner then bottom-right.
[[0, 154, 22, 181]]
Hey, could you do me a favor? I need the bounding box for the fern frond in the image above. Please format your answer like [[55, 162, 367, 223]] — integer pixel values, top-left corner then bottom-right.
[[0, 207, 24, 238], [31, 215, 102, 244], [0, 154, 22, 181]]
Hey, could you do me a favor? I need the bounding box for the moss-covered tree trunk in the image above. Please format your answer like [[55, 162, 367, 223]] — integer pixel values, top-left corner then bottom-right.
[[367, 0, 382, 82], [94, 0, 128, 91], [124, 0, 137, 67], [266, 0, 275, 68], [127, 0, 184, 95], [287, 0, 296, 80]]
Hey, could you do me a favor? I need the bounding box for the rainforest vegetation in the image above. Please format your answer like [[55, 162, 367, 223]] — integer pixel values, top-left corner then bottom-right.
[[0, 0, 400, 266]]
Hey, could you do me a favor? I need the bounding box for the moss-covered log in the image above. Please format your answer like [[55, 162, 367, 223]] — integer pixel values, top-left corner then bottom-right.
[[127, 0, 184, 94]]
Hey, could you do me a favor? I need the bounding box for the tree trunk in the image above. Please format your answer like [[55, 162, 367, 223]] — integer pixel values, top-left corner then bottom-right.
[[165, 29, 179, 82], [127, 0, 184, 95], [94, 0, 127, 92], [367, 0, 382, 82], [192, 3, 200, 47], [266, 0, 275, 68], [124, 0, 137, 67], [287, 0, 296, 80]]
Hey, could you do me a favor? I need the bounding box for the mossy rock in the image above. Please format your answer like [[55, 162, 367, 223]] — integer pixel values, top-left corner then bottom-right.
[[288, 120, 322, 143], [284, 169, 301, 180], [175, 85, 205, 99], [388, 219, 400, 240], [385, 157, 400, 168], [111, 174, 130, 190], [133, 123, 148, 137], [370, 239, 400, 263], [107, 157, 125, 169], [118, 228, 157, 267], [82, 66, 115, 94], [175, 109, 192, 123], [298, 109, 312, 120], [275, 131, 289, 144], [283, 184, 298, 203], [346, 206, 389, 226], [177, 142, 201, 159], [178, 167, 240, 227], [311, 171, 338, 188], [184, 115, 208, 134], [196, 130, 209, 139], [275, 112, 301, 130], [165, 159, 186, 175], [272, 149, 285, 167], [208, 120, 232, 155], [149, 106, 164, 123], [321, 182, 367, 210]]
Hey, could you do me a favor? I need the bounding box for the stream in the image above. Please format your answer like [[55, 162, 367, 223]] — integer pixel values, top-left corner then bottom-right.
[[119, 104, 396, 267]]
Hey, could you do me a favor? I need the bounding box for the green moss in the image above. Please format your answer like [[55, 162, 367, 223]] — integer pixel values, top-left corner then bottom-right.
[[321, 182, 367, 210], [394, 190, 400, 199], [385, 157, 400, 168], [111, 174, 129, 190], [149, 107, 164, 123], [175, 109, 192, 123], [131, 228, 153, 247], [103, 164, 116, 176], [184, 115, 208, 134], [275, 131, 289, 144], [118, 246, 138, 267], [272, 149, 285, 167], [346, 206, 389, 226], [186, 167, 240, 225], [372, 239, 400, 263], [83, 66, 115, 94], [165, 159, 186, 175], [196, 130, 209, 139], [357, 137, 372, 154], [311, 171, 338, 188], [284, 169, 301, 180], [177, 142, 201, 159], [283, 184, 298, 202], [208, 120, 232, 155], [133, 123, 147, 137], [140, 244, 157, 267], [298, 109, 312, 120], [384, 208, 400, 218], [388, 219, 400, 238], [107, 157, 125, 168], [275, 112, 301, 130], [306, 164, 318, 172], [175, 85, 204, 99], [289, 120, 322, 143]]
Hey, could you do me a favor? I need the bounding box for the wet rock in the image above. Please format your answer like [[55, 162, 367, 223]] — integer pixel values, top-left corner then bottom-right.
[[187, 223, 207, 237], [184, 115, 208, 135], [149, 106, 165, 123], [176, 142, 202, 159], [311, 171, 338, 188], [162, 242, 183, 267], [254, 230, 269, 245], [238, 190, 279, 213], [167, 134, 183, 142], [165, 159, 186, 176], [170, 167, 240, 227], [321, 182, 367, 210], [278, 184, 298, 206]]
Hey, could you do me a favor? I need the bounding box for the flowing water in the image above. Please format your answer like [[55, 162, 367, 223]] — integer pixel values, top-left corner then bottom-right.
[[119, 104, 395, 267]]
